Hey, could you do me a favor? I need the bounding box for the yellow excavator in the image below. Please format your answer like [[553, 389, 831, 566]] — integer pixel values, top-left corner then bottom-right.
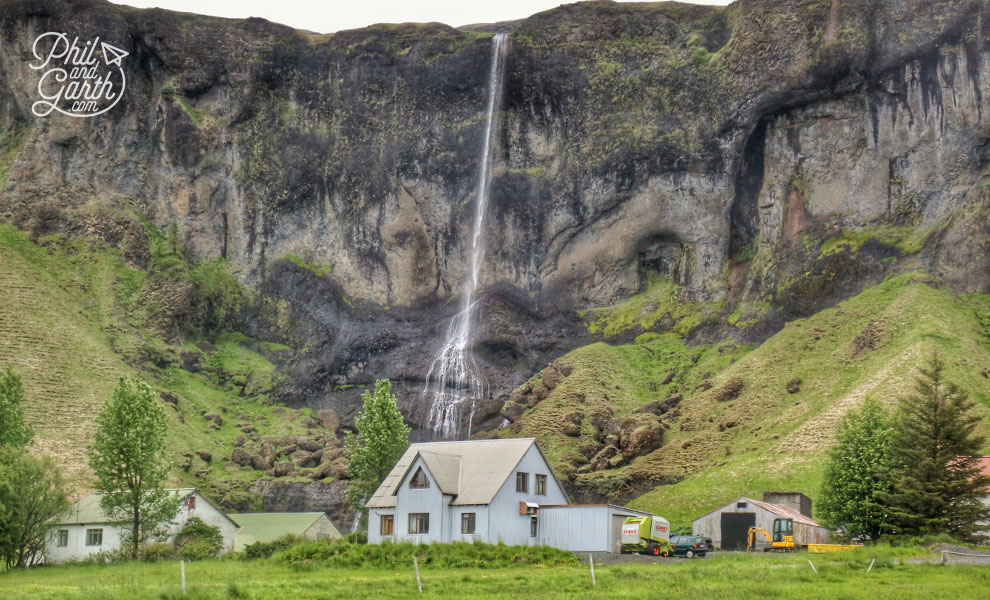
[[747, 518, 797, 552]]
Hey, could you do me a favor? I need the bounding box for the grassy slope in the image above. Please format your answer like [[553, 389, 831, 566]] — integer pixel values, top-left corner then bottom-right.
[[0, 225, 328, 504], [1, 547, 986, 600], [502, 271, 990, 526]]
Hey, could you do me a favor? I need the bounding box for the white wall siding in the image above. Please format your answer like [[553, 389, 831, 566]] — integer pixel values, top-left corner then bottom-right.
[[538, 506, 609, 552], [450, 505, 489, 543], [46, 523, 125, 563], [45, 490, 237, 563], [395, 456, 446, 543], [368, 508, 395, 544], [486, 445, 568, 546]]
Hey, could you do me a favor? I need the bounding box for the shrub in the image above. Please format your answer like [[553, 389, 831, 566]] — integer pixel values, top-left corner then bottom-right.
[[271, 539, 578, 569], [344, 530, 367, 545], [174, 518, 223, 560], [242, 534, 307, 559], [140, 542, 177, 562]]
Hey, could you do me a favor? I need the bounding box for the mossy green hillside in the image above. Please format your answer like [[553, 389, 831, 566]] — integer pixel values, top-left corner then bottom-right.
[[623, 272, 990, 525], [0, 225, 329, 506], [579, 275, 724, 338]]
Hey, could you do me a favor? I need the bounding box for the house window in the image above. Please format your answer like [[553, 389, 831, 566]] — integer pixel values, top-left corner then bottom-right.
[[530, 517, 538, 537], [516, 472, 528, 493], [409, 467, 430, 489], [461, 513, 476, 534], [188, 495, 196, 509], [85, 528, 103, 546], [535, 474, 547, 495], [56, 529, 68, 547], [737, 502, 747, 509], [380, 514, 394, 535], [409, 513, 429, 534]]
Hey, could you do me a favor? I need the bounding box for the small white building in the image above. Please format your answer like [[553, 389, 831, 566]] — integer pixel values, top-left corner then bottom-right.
[[46, 488, 238, 563], [366, 438, 568, 546]]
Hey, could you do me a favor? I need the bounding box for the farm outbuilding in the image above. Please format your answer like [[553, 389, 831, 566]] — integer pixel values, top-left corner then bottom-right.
[[692, 492, 830, 550], [229, 512, 342, 552], [537, 504, 651, 554]]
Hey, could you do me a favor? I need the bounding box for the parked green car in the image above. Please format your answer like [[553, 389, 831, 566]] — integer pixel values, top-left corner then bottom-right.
[[669, 535, 708, 558]]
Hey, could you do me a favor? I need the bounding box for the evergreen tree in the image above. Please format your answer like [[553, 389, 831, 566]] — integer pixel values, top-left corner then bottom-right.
[[88, 377, 178, 558], [818, 397, 893, 541], [0, 367, 33, 448], [345, 379, 410, 521], [877, 354, 990, 541]]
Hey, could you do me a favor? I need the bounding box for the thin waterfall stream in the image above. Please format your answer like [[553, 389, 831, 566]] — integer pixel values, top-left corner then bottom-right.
[[422, 33, 509, 439]]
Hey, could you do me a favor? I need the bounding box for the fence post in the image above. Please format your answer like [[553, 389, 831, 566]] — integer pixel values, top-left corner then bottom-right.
[[942, 551, 948, 566], [413, 555, 422, 593], [722, 556, 731, 576], [180, 559, 186, 595], [867, 558, 875, 573], [589, 554, 596, 587], [807, 559, 817, 573]]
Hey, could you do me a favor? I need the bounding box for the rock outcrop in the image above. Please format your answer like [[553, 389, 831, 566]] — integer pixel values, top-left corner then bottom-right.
[[1, 0, 989, 439]]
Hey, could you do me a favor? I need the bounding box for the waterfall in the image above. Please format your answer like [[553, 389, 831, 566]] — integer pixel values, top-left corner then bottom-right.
[[422, 33, 509, 439]]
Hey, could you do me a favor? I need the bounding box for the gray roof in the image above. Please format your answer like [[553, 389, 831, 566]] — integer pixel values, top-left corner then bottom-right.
[[365, 438, 540, 508]]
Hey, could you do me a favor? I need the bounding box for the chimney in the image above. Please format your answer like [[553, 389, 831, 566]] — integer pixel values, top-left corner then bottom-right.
[[762, 492, 812, 518]]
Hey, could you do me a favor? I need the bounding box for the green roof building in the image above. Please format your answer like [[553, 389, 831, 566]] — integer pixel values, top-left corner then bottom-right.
[[229, 512, 341, 551]]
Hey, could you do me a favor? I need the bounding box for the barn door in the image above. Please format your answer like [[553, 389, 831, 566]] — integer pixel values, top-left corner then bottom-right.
[[721, 512, 756, 550]]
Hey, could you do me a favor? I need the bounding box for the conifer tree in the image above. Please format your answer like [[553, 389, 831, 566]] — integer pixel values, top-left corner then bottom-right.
[[878, 354, 990, 541]]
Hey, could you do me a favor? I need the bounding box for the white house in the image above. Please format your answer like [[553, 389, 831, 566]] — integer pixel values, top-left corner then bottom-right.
[[366, 438, 569, 545], [46, 488, 239, 563]]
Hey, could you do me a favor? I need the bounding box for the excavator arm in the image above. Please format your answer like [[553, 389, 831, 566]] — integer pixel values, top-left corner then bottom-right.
[[747, 527, 774, 551]]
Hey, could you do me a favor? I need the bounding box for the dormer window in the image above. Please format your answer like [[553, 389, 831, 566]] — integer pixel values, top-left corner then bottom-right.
[[409, 467, 430, 489]]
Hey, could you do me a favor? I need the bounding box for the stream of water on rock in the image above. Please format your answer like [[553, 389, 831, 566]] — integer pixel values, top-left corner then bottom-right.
[[422, 33, 509, 439]]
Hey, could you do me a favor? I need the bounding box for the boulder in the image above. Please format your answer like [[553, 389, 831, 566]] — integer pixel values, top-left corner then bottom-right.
[[232, 435, 246, 448], [631, 400, 661, 415], [301, 417, 318, 429], [659, 394, 682, 413], [321, 447, 345, 464], [277, 444, 298, 457], [204, 413, 223, 426], [787, 378, 801, 393], [589, 406, 613, 430], [542, 364, 563, 390], [620, 425, 663, 459], [561, 411, 582, 437], [289, 449, 315, 468], [580, 444, 619, 473], [500, 401, 526, 423], [195, 450, 212, 464], [278, 435, 298, 448], [240, 424, 256, 434], [273, 460, 295, 477], [298, 437, 323, 452], [318, 409, 339, 432], [231, 447, 252, 467], [252, 455, 273, 471]]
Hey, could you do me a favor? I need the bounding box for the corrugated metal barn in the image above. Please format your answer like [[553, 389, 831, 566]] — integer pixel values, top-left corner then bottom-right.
[[692, 492, 830, 550], [538, 504, 650, 553]]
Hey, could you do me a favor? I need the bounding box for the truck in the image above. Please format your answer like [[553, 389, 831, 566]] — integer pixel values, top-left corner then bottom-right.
[[620, 515, 674, 556]]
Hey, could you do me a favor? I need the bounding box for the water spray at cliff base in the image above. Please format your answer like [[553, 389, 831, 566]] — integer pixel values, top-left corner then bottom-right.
[[422, 34, 509, 440]]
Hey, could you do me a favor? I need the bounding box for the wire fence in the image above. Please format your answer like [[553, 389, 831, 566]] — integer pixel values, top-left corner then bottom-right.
[[940, 551, 990, 566]]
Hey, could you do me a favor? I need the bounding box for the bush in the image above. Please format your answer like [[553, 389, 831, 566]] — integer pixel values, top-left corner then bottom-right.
[[271, 539, 578, 569], [140, 542, 177, 562], [344, 530, 367, 545], [242, 534, 307, 559], [174, 518, 223, 560]]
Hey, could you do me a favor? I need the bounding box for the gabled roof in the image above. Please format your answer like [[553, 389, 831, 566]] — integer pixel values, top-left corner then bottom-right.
[[229, 512, 340, 550], [56, 488, 236, 528], [692, 497, 823, 528], [747, 498, 822, 528], [365, 438, 544, 508]]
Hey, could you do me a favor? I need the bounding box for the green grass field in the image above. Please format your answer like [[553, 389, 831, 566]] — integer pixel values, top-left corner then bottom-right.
[[1, 549, 987, 600]]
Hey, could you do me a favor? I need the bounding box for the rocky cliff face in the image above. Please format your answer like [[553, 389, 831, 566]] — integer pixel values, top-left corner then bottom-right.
[[1, 0, 989, 439]]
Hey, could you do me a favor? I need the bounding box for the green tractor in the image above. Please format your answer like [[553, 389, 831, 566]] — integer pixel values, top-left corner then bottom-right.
[[621, 515, 674, 556]]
